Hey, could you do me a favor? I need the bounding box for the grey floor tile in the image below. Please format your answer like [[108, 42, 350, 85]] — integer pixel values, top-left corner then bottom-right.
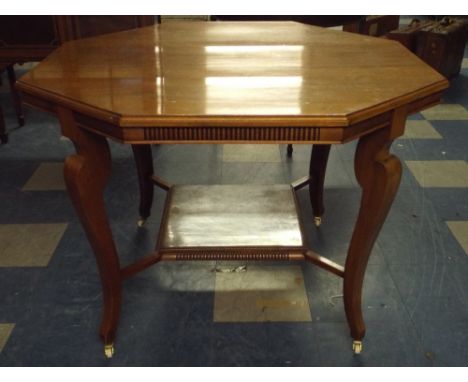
[[314, 319, 429, 366], [222, 144, 281, 162], [220, 162, 286, 184], [405, 160, 468, 187], [416, 320, 468, 366], [421, 104, 468, 120], [401, 120, 442, 139], [388, 263, 468, 325]]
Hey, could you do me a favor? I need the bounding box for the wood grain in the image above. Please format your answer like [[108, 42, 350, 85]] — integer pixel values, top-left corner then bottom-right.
[[13, 21, 450, 354], [17, 22, 448, 129]]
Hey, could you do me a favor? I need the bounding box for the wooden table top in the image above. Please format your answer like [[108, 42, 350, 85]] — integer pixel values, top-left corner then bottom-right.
[[17, 21, 448, 128]]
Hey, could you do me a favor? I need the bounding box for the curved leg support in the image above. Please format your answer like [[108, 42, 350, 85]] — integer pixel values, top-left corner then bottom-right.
[[309, 144, 331, 226], [344, 108, 406, 352], [6, 65, 24, 127], [58, 108, 122, 355], [0, 104, 7, 144], [132, 144, 154, 226]]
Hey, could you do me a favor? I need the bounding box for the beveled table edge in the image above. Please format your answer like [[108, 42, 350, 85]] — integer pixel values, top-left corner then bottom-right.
[[16, 76, 449, 131]]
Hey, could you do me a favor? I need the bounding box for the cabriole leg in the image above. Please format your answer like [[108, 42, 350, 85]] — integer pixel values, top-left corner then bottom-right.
[[344, 108, 406, 353], [309, 144, 331, 226], [0, 104, 7, 143], [6, 65, 24, 127], [58, 108, 122, 357], [132, 144, 154, 227]]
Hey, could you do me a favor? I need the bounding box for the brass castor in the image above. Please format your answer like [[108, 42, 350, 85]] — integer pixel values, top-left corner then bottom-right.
[[137, 218, 147, 227], [314, 216, 322, 227], [104, 343, 114, 358], [352, 340, 363, 354]]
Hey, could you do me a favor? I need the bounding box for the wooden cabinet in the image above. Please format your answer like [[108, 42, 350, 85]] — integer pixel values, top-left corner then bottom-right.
[[0, 16, 59, 62], [54, 16, 155, 42], [0, 15, 156, 62]]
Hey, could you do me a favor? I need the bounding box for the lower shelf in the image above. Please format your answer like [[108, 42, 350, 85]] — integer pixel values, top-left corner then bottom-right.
[[155, 184, 308, 258], [123, 183, 345, 280]]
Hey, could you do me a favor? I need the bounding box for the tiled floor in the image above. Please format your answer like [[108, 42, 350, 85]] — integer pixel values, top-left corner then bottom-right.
[[0, 33, 468, 367]]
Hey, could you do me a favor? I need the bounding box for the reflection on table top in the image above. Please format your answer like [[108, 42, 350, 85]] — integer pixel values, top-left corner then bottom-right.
[[18, 21, 448, 126]]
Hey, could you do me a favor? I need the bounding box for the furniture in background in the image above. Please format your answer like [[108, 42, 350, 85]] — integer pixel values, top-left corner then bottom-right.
[[343, 15, 400, 36], [17, 21, 448, 358], [0, 15, 155, 143], [0, 63, 24, 143], [388, 17, 468, 79]]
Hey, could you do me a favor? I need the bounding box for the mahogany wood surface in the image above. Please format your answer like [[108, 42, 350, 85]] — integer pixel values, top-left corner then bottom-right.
[[344, 107, 406, 341], [17, 22, 447, 130], [309, 144, 331, 219], [15, 21, 448, 355], [57, 107, 122, 347], [0, 16, 155, 142], [131, 144, 154, 221]]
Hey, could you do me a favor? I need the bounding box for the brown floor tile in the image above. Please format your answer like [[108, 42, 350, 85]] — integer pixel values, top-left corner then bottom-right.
[[0, 223, 68, 267], [0, 324, 15, 353], [446, 221, 468, 255], [214, 264, 312, 322], [22, 163, 65, 191]]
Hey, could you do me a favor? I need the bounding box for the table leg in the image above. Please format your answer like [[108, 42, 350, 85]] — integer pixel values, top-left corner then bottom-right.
[[344, 109, 405, 353], [6, 65, 25, 127], [309, 144, 331, 226], [131, 144, 154, 227], [58, 108, 122, 358], [0, 103, 7, 143]]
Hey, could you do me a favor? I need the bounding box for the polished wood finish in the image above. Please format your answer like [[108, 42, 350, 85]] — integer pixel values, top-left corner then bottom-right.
[[344, 107, 405, 341], [16, 22, 448, 355], [213, 15, 364, 28], [18, 22, 447, 130], [309, 144, 331, 219], [57, 107, 122, 347], [0, 16, 155, 140], [131, 145, 154, 221], [305, 250, 345, 278]]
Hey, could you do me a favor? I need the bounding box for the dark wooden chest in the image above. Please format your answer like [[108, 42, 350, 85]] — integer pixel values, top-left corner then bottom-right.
[[415, 18, 468, 79], [387, 17, 468, 79]]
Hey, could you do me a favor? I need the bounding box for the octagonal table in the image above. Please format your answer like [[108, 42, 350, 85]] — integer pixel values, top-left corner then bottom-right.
[[16, 21, 448, 358]]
